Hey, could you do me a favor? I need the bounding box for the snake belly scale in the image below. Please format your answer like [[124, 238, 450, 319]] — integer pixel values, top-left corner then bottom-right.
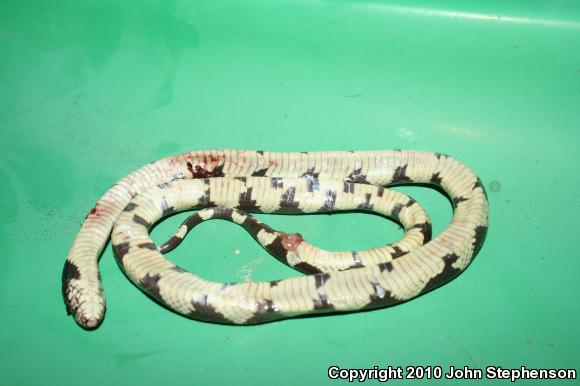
[[62, 150, 488, 329]]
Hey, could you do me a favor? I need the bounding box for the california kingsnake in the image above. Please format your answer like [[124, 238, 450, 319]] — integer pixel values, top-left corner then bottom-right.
[[62, 150, 488, 329]]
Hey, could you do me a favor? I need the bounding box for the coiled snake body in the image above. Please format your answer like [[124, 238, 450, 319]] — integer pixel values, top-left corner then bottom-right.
[[62, 150, 488, 329]]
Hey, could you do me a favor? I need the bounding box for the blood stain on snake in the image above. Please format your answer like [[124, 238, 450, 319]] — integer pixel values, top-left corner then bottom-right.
[[280, 232, 303, 252], [208, 154, 222, 164], [187, 162, 223, 179], [84, 206, 98, 219]]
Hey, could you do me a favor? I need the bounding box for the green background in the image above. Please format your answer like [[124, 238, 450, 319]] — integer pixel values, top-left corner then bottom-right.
[[1, 0, 579, 385]]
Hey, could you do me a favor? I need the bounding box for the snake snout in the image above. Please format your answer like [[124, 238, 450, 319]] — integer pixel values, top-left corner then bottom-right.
[[77, 314, 99, 329], [74, 306, 104, 330]]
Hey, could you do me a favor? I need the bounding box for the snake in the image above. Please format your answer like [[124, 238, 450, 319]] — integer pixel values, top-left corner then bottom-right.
[[62, 150, 488, 329]]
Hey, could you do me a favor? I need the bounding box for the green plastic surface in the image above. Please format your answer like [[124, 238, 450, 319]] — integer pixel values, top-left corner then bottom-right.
[[1, 1, 579, 385]]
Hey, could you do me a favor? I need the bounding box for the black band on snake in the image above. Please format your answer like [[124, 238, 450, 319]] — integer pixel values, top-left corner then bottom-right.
[[62, 150, 488, 329]]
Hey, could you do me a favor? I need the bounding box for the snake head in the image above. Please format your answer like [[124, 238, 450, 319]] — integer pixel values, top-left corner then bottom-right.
[[62, 259, 105, 329]]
